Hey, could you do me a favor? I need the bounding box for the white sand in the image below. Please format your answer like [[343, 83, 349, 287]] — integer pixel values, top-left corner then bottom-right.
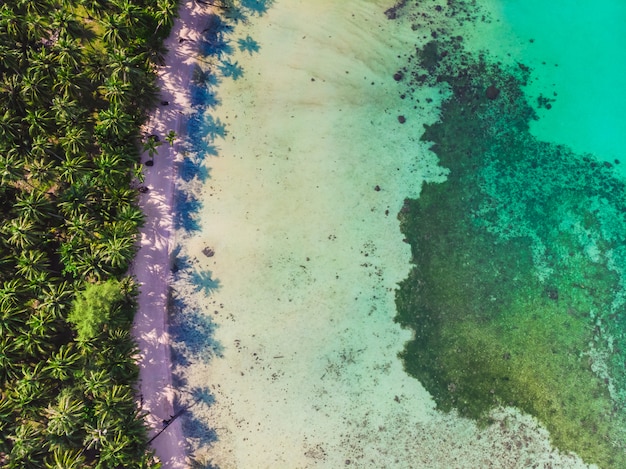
[[171, 1, 594, 467], [131, 1, 214, 467]]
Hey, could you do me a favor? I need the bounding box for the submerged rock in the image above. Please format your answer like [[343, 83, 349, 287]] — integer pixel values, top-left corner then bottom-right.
[[485, 85, 500, 100]]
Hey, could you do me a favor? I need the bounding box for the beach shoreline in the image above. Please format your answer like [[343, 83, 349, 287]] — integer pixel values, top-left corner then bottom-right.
[[171, 1, 597, 467], [130, 1, 213, 467]]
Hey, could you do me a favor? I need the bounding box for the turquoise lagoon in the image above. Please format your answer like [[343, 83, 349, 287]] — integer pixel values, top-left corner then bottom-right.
[[170, 1, 626, 467]]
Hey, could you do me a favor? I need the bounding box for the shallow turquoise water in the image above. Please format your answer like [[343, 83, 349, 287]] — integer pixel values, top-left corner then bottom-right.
[[491, 0, 626, 171]]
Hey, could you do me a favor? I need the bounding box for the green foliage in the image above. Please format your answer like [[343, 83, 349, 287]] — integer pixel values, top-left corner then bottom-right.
[[165, 129, 177, 146], [67, 279, 125, 341], [0, 0, 177, 466], [142, 134, 162, 158]]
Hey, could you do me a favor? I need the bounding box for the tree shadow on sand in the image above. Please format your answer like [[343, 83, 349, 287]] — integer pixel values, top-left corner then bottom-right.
[[239, 0, 274, 16], [169, 295, 223, 366], [179, 155, 211, 182], [217, 60, 243, 80], [168, 292, 222, 467], [173, 189, 202, 233], [190, 270, 221, 296], [168, 3, 276, 465], [237, 35, 260, 54], [199, 14, 234, 59], [171, 387, 219, 445]]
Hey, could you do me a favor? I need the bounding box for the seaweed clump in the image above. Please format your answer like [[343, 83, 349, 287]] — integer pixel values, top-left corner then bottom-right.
[[395, 38, 626, 468]]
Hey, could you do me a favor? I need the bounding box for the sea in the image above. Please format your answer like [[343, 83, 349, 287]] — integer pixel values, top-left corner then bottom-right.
[[167, 1, 626, 467]]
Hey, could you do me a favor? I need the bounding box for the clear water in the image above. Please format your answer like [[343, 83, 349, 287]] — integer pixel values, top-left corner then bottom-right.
[[470, 0, 626, 171], [169, 1, 626, 467]]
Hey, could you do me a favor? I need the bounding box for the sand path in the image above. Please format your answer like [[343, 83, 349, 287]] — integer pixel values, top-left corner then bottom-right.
[[131, 1, 212, 467]]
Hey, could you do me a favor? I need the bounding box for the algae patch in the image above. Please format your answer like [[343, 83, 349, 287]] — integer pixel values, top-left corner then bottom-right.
[[395, 38, 626, 467]]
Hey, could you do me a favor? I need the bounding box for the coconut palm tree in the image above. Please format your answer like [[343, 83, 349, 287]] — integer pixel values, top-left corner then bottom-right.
[[15, 191, 54, 224], [100, 14, 129, 49], [20, 70, 48, 106], [95, 105, 134, 141], [43, 343, 81, 382], [27, 158, 58, 188], [93, 151, 128, 188], [17, 0, 50, 17], [97, 425, 137, 468], [99, 233, 136, 271], [38, 281, 75, 319], [116, 203, 144, 228], [26, 308, 59, 343], [79, 0, 109, 19], [165, 129, 177, 146], [73, 246, 110, 280], [102, 189, 137, 218], [115, 0, 145, 30], [43, 447, 86, 469], [50, 97, 87, 130], [0, 279, 28, 311], [54, 37, 83, 67], [59, 127, 89, 157], [45, 388, 85, 443], [27, 270, 52, 296], [16, 249, 50, 282], [27, 49, 57, 84], [153, 0, 178, 32], [107, 48, 144, 84], [50, 11, 86, 41], [0, 5, 23, 41], [53, 66, 81, 100], [101, 328, 140, 379], [14, 325, 51, 358], [29, 135, 63, 162], [1, 217, 41, 250], [94, 384, 136, 422], [6, 419, 47, 469], [83, 50, 109, 86], [23, 108, 52, 138], [0, 335, 21, 383], [0, 75, 25, 116], [82, 368, 112, 401], [142, 134, 161, 160], [0, 109, 20, 143], [0, 42, 20, 75], [63, 213, 99, 241], [0, 305, 26, 340], [8, 364, 47, 411], [0, 150, 26, 189], [23, 12, 49, 44], [99, 75, 131, 106]]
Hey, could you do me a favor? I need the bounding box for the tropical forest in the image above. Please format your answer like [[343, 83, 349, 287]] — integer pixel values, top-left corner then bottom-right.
[[0, 0, 179, 467]]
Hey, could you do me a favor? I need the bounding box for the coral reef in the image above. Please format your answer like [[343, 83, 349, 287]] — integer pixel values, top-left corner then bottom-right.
[[395, 37, 626, 467]]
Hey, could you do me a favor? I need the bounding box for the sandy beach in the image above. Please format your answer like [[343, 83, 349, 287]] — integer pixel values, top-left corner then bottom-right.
[[130, 1, 213, 467], [169, 1, 594, 467]]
